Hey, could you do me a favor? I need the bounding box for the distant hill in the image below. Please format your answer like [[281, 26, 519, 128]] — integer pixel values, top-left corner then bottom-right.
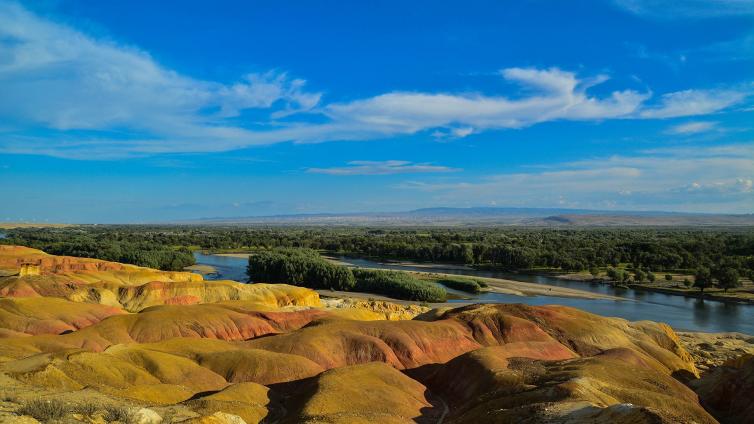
[[179, 207, 754, 227]]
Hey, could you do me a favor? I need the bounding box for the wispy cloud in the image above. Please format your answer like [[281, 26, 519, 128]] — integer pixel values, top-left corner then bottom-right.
[[639, 90, 746, 119], [613, 0, 754, 18], [400, 143, 754, 213], [307, 160, 458, 175], [665, 121, 718, 135], [0, 3, 749, 159]]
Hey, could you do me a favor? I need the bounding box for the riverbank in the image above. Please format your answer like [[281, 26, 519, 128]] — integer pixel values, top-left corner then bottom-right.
[[410, 270, 627, 301], [206, 252, 623, 301], [183, 264, 217, 275], [212, 252, 253, 258], [555, 271, 754, 305], [319, 255, 625, 301]]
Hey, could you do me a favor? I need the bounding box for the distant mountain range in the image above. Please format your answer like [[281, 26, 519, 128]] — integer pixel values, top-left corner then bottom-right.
[[178, 207, 754, 227]]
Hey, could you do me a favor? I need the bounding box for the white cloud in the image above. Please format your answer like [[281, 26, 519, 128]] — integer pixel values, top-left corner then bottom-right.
[[0, 3, 749, 159], [613, 0, 754, 18], [325, 67, 649, 134], [399, 143, 754, 213], [0, 2, 320, 146], [665, 121, 718, 135], [307, 160, 458, 175], [639, 90, 746, 119]]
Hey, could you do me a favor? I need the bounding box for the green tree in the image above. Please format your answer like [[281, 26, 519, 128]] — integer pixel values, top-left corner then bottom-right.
[[665, 274, 673, 282], [589, 266, 600, 278], [717, 268, 741, 292], [634, 269, 646, 283], [647, 271, 656, 283], [606, 267, 619, 280], [693, 267, 713, 293]]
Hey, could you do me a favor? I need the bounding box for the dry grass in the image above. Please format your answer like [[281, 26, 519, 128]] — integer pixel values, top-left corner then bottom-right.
[[16, 398, 69, 422], [72, 402, 100, 418], [103, 404, 135, 423]]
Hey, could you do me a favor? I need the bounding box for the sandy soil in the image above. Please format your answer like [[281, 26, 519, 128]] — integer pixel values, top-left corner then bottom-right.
[[409, 270, 627, 301], [317, 289, 460, 309], [377, 261, 473, 271], [0, 223, 73, 229], [317, 269, 626, 305], [678, 332, 754, 372], [183, 264, 217, 275], [321, 255, 473, 271], [213, 253, 254, 259]]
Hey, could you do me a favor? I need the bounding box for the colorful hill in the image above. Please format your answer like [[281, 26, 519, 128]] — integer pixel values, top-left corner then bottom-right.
[[0, 246, 741, 423]]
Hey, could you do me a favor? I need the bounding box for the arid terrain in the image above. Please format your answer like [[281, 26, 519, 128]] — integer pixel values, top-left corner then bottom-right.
[[0, 245, 752, 423]]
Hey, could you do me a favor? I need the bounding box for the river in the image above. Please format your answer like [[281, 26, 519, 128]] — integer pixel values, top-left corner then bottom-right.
[[193, 252, 754, 334]]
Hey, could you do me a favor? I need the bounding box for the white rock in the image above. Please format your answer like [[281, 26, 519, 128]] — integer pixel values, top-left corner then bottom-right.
[[210, 412, 246, 424], [131, 408, 162, 424]]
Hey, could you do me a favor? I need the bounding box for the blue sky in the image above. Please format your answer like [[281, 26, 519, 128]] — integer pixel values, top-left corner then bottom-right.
[[0, 0, 752, 223]]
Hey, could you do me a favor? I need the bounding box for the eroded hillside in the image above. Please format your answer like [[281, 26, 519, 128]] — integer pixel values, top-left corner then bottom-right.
[[0, 245, 743, 423]]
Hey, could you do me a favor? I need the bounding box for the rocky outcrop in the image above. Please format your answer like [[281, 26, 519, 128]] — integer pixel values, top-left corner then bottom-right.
[[692, 354, 754, 423], [18, 264, 40, 277]]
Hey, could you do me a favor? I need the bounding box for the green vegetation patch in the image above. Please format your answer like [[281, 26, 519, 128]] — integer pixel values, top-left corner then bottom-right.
[[247, 248, 355, 290], [433, 277, 483, 294], [247, 248, 446, 302], [352, 269, 447, 302]]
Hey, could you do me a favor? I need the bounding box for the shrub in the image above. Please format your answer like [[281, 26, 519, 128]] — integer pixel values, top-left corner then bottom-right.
[[103, 405, 135, 424], [17, 399, 69, 422], [73, 402, 99, 418], [589, 266, 600, 278]]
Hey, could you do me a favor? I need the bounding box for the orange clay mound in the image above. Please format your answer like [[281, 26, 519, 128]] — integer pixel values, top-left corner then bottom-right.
[[421, 347, 715, 423], [283, 362, 442, 424], [0, 248, 728, 423], [0, 297, 125, 336]]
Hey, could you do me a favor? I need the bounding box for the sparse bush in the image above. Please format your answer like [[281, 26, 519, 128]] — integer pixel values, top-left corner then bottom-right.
[[665, 274, 673, 282], [103, 405, 135, 424], [1, 392, 17, 402], [73, 402, 100, 418], [17, 398, 69, 422]]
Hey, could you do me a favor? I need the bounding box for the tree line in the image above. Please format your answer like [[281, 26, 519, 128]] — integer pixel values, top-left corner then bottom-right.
[[0, 228, 195, 271], [2, 226, 752, 277]]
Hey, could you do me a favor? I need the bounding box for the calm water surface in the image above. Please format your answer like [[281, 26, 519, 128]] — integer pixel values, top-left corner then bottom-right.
[[193, 252, 754, 334]]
